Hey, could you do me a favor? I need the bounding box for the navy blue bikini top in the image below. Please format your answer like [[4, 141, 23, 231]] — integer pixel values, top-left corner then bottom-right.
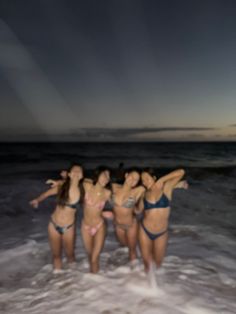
[[144, 194, 170, 211]]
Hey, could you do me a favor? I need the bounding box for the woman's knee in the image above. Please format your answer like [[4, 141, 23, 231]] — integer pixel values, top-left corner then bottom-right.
[[142, 252, 152, 263], [145, 256, 153, 266], [91, 252, 99, 263], [127, 236, 137, 249], [52, 254, 61, 260], [155, 257, 164, 268], [66, 251, 75, 259]]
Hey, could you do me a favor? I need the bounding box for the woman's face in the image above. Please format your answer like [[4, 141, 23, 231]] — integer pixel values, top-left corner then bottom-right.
[[141, 172, 155, 189], [125, 171, 140, 188], [98, 170, 110, 187], [69, 166, 83, 181]]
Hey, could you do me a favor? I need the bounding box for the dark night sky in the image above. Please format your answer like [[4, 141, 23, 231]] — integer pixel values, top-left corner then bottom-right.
[[0, 0, 236, 141]]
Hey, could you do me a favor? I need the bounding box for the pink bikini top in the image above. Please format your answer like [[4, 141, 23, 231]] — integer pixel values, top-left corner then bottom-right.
[[84, 193, 106, 211]]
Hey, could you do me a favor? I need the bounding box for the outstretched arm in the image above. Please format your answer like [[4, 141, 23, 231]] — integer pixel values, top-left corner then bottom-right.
[[45, 169, 68, 187], [46, 179, 64, 188], [29, 186, 59, 209]]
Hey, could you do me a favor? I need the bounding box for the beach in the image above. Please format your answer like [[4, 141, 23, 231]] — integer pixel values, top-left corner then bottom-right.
[[0, 142, 236, 314]]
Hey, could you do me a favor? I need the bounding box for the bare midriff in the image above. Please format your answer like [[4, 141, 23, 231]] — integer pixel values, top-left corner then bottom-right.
[[142, 207, 170, 233]]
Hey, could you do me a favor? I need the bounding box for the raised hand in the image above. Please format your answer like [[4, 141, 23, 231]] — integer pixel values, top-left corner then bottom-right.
[[45, 179, 58, 188], [29, 199, 39, 209], [182, 180, 189, 190]]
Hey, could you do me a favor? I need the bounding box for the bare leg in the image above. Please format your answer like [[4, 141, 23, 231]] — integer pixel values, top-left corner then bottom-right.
[[115, 226, 127, 246], [138, 224, 153, 272], [48, 222, 63, 270], [81, 221, 93, 261], [153, 232, 168, 268], [62, 226, 76, 264], [90, 223, 106, 273], [126, 220, 138, 261]]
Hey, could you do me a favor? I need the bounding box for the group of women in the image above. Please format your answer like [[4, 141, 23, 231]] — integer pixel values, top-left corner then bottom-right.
[[30, 165, 187, 274]]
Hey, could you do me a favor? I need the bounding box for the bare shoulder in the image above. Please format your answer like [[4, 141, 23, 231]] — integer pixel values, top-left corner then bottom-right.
[[84, 178, 93, 184], [83, 179, 93, 191]]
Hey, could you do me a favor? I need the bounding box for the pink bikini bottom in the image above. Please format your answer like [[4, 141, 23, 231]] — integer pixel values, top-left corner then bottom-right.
[[82, 220, 104, 236]]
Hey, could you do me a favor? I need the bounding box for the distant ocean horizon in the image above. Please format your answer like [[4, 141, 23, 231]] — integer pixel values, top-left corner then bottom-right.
[[0, 141, 236, 175]]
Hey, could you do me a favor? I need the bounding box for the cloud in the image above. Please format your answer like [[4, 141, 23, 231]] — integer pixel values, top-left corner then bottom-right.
[[184, 133, 207, 139], [0, 126, 217, 141], [73, 127, 215, 140]]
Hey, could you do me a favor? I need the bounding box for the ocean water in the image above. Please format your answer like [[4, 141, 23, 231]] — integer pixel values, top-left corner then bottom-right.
[[0, 142, 236, 172], [0, 142, 236, 314]]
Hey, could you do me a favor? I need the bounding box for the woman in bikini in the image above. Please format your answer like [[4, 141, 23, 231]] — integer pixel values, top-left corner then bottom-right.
[[30, 164, 84, 272], [139, 168, 187, 272], [111, 169, 145, 262], [82, 167, 111, 273]]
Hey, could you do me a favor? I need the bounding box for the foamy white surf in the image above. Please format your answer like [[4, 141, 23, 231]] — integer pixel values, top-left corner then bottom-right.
[[0, 160, 236, 314], [0, 221, 236, 314]]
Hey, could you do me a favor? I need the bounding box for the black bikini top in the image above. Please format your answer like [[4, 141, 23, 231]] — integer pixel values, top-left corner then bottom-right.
[[144, 194, 170, 211], [64, 199, 80, 210]]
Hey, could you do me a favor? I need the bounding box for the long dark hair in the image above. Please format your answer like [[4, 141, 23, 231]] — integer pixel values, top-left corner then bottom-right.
[[57, 164, 84, 205], [142, 167, 157, 181], [123, 167, 141, 186], [92, 166, 111, 189]]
